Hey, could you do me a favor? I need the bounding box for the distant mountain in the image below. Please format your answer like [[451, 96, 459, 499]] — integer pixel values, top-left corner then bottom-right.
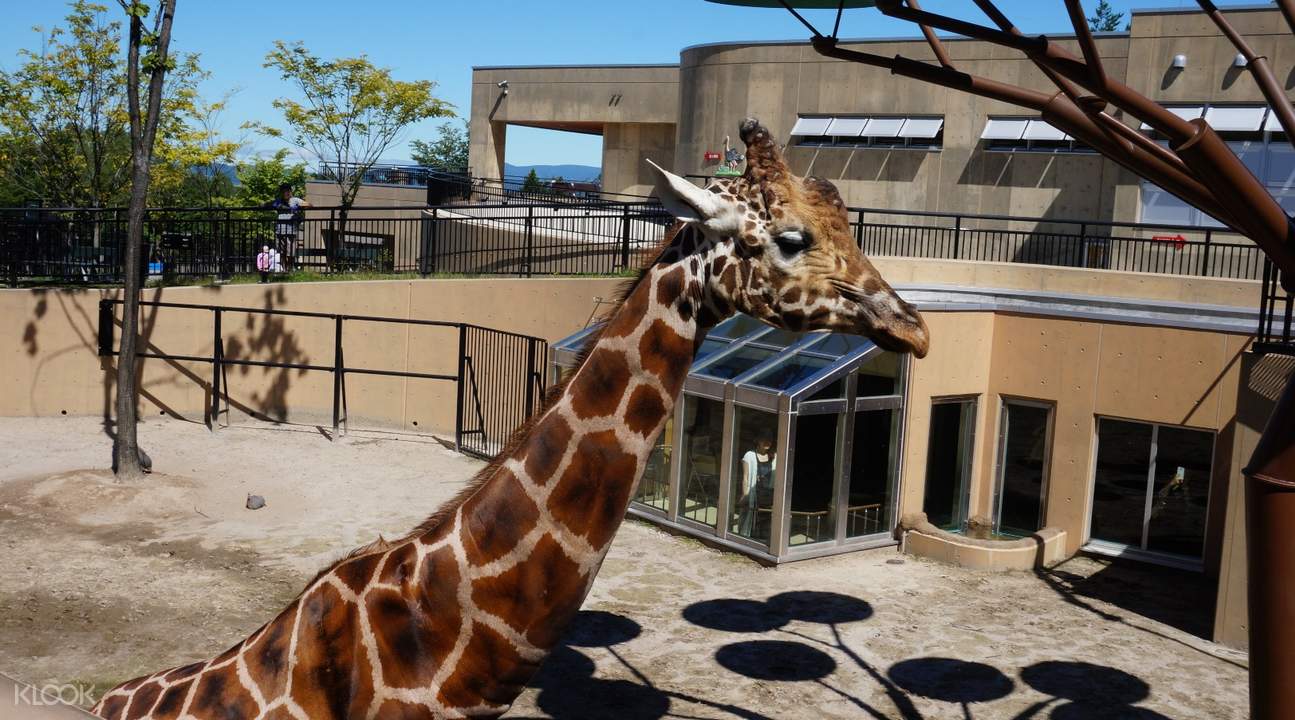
[[504, 163, 601, 182]]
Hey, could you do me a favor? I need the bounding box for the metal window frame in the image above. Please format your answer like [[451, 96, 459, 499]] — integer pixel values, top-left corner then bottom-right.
[[925, 394, 979, 531]]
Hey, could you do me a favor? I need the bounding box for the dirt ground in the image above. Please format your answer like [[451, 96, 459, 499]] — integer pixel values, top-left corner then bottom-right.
[[0, 416, 1248, 719]]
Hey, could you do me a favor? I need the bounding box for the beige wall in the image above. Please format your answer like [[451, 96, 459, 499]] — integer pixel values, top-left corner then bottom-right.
[[1, 278, 620, 435], [304, 181, 427, 211], [602, 122, 678, 197]]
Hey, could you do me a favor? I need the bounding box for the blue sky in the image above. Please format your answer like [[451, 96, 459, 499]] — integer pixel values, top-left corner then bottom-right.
[[1, 0, 1193, 168]]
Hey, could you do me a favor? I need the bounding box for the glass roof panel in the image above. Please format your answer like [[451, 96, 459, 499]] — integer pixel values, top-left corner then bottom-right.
[[698, 345, 781, 380], [692, 338, 729, 365], [553, 323, 600, 352], [805, 333, 872, 358], [708, 314, 769, 341], [747, 327, 806, 349], [745, 352, 835, 392]]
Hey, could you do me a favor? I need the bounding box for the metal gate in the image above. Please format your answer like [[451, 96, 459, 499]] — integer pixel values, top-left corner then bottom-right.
[[455, 325, 547, 459]]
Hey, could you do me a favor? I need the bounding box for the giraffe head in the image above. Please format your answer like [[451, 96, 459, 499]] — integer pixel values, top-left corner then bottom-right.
[[648, 118, 929, 358]]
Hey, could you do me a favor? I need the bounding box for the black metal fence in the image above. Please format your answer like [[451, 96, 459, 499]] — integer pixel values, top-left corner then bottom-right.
[[1257, 259, 1295, 355], [3, 200, 1267, 285], [96, 298, 547, 458]]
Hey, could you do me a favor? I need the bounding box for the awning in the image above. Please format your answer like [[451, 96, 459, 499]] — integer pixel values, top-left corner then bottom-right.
[[898, 117, 944, 139], [1265, 106, 1291, 132], [981, 117, 1030, 141], [825, 117, 869, 136], [1140, 105, 1204, 130], [1022, 119, 1069, 141], [1204, 105, 1267, 132], [861, 117, 905, 137], [790, 117, 832, 136]]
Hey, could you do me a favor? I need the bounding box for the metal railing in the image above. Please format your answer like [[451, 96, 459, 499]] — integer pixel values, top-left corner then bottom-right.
[[1257, 259, 1295, 355], [4, 200, 1267, 285], [96, 298, 547, 458]]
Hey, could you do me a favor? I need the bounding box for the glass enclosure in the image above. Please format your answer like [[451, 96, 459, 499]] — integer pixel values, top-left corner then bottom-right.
[[551, 313, 908, 562], [994, 400, 1053, 537]]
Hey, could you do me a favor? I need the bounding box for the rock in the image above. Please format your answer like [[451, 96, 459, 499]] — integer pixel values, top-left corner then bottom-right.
[[246, 494, 266, 510]]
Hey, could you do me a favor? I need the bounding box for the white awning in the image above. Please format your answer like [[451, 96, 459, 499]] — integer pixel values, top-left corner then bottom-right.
[[1140, 105, 1204, 130], [861, 118, 905, 137], [1265, 106, 1292, 132], [825, 117, 869, 136], [898, 117, 944, 139], [1023, 119, 1069, 141], [1204, 105, 1267, 132], [981, 117, 1030, 141], [790, 117, 832, 136]]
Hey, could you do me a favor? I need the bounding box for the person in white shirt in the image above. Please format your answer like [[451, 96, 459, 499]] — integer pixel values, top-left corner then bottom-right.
[[736, 432, 776, 538]]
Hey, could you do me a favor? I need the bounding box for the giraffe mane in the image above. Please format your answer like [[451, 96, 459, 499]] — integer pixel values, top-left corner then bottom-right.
[[303, 222, 689, 586]]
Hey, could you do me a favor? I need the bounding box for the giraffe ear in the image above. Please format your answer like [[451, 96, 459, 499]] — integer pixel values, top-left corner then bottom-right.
[[646, 159, 740, 234]]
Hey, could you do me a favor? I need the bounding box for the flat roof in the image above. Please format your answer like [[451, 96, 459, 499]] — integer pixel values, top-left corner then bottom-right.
[[472, 63, 679, 71]]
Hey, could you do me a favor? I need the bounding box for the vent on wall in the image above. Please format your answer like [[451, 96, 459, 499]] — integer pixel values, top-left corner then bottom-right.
[[980, 117, 1094, 154], [791, 115, 944, 150]]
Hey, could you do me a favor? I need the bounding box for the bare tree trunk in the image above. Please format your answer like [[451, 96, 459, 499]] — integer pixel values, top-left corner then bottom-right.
[[113, 0, 176, 480]]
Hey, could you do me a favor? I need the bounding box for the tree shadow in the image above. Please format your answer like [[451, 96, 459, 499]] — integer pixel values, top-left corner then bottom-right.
[[1035, 556, 1215, 641], [888, 658, 1014, 720], [523, 610, 777, 720], [1013, 661, 1172, 720]]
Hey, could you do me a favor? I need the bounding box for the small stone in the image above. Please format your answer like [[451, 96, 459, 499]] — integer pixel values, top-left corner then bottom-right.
[[246, 494, 266, 510], [886, 558, 905, 565]]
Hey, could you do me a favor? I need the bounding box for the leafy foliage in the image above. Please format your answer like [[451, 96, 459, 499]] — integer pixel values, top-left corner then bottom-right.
[[235, 150, 307, 206], [409, 120, 469, 171], [252, 41, 454, 211], [0, 1, 221, 207], [1087, 0, 1124, 32]]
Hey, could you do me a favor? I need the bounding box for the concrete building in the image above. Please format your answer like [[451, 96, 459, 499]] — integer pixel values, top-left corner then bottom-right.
[[471, 5, 1293, 228]]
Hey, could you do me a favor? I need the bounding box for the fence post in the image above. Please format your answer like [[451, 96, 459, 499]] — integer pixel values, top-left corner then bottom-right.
[[525, 337, 537, 417], [210, 308, 222, 430], [97, 299, 115, 357], [524, 205, 534, 278], [221, 208, 232, 281], [854, 209, 864, 249], [1079, 223, 1088, 268], [423, 207, 438, 277], [953, 215, 962, 259], [1201, 229, 1213, 277], [620, 204, 631, 271], [455, 324, 467, 451], [332, 316, 343, 438]]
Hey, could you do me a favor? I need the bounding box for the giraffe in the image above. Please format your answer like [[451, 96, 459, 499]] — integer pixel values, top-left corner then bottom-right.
[[91, 119, 929, 720]]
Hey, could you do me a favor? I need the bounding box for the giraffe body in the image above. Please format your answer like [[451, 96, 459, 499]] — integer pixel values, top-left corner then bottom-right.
[[92, 120, 928, 720]]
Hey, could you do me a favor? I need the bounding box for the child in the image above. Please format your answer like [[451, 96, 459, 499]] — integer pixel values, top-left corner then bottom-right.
[[256, 245, 272, 283]]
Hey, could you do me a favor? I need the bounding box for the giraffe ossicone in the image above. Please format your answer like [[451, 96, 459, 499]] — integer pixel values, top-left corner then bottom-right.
[[92, 118, 928, 720]]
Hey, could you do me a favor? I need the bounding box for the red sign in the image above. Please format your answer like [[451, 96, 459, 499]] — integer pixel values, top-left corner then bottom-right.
[[703, 151, 721, 163], [1152, 233, 1187, 250]]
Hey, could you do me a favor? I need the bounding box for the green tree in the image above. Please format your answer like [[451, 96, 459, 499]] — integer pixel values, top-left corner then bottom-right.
[[235, 149, 307, 206], [1087, 0, 1124, 32], [521, 168, 543, 194], [409, 120, 468, 170], [253, 40, 454, 220], [150, 88, 244, 206], [0, 1, 217, 208], [113, 0, 177, 480]]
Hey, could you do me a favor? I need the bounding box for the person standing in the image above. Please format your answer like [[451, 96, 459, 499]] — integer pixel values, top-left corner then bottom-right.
[[265, 183, 311, 271], [256, 245, 272, 283]]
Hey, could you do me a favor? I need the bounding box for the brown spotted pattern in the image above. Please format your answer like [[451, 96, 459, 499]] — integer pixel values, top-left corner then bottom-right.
[[92, 119, 927, 720]]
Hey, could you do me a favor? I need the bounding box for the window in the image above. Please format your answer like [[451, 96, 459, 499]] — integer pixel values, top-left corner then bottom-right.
[[792, 114, 944, 150], [993, 400, 1053, 537], [680, 396, 725, 528], [1139, 103, 1295, 227], [789, 413, 840, 545], [981, 117, 1093, 154], [924, 398, 977, 531], [634, 421, 672, 513], [849, 408, 899, 537], [729, 407, 779, 546], [1090, 418, 1214, 564]]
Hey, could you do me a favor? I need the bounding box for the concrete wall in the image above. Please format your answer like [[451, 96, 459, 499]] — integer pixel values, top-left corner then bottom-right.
[[468, 65, 680, 194], [304, 181, 427, 212], [1, 278, 620, 435]]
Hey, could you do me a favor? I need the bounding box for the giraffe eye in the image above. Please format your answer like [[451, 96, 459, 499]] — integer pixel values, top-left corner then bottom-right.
[[775, 230, 810, 256]]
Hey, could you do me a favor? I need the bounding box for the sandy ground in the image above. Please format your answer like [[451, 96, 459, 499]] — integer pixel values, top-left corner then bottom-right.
[[0, 416, 1248, 719]]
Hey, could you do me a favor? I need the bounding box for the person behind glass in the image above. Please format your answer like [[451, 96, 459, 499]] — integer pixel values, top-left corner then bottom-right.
[[265, 183, 310, 271], [737, 432, 776, 537]]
